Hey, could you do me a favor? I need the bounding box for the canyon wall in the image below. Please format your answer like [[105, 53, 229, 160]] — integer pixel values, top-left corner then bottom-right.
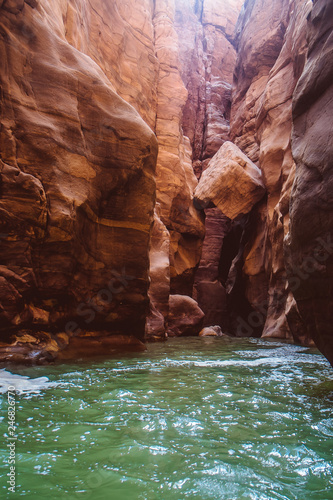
[[217, 0, 314, 342], [1, 0, 332, 363], [174, 0, 243, 329], [0, 0, 224, 359], [287, 0, 333, 365], [0, 0, 158, 361]]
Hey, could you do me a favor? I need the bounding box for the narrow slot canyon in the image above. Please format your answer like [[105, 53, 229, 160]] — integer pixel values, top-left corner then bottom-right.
[[0, 0, 332, 498]]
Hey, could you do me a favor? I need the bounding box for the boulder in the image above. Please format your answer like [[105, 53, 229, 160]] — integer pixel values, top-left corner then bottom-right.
[[199, 326, 224, 337], [194, 141, 265, 219], [167, 295, 205, 337]]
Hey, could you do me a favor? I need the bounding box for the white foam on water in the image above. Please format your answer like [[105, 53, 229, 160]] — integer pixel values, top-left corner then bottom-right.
[[0, 369, 58, 395]]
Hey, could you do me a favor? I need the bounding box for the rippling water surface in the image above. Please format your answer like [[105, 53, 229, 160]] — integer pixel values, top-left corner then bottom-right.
[[1, 337, 333, 499]]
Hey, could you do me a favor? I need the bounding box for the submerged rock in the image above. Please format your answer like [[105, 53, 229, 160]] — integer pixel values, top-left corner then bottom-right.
[[0, 332, 146, 364]]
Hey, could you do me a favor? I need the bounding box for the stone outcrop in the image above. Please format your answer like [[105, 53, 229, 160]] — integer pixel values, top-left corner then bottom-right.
[[0, 0, 210, 359], [194, 141, 265, 218], [286, 0, 333, 365], [145, 210, 170, 340], [0, 0, 157, 361]]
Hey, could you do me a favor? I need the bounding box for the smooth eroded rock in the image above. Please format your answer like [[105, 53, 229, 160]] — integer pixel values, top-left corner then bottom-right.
[[0, 1, 157, 346]]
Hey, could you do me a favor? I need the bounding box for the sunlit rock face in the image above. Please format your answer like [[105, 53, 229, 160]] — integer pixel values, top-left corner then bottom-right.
[[0, 0, 157, 359], [286, 0, 333, 366], [226, 0, 312, 342]]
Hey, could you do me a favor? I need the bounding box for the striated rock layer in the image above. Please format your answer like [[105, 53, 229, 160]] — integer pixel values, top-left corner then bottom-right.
[[0, 0, 157, 361], [286, 0, 333, 365]]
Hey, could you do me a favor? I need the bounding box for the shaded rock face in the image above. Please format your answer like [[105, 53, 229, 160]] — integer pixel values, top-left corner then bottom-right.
[[286, 0, 333, 365], [175, 0, 243, 163], [224, 0, 312, 341], [145, 210, 170, 340], [0, 0, 157, 357]]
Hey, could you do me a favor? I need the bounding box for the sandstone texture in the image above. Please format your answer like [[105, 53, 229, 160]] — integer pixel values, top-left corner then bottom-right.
[[0, 0, 211, 357], [145, 210, 170, 340], [194, 141, 265, 218], [286, 0, 333, 365], [0, 0, 157, 360], [153, 0, 205, 299]]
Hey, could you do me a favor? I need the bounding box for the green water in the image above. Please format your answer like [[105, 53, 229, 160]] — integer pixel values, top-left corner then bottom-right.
[[1, 337, 333, 500]]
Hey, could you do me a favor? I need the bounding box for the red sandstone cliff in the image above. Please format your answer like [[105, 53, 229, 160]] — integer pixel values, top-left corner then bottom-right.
[[0, 0, 158, 362], [287, 0, 333, 365], [1, 0, 332, 364]]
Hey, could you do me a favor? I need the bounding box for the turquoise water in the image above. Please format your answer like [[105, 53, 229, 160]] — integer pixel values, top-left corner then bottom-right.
[[0, 337, 333, 500]]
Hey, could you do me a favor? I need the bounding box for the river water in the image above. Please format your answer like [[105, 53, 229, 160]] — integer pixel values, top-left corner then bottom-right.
[[0, 337, 332, 499]]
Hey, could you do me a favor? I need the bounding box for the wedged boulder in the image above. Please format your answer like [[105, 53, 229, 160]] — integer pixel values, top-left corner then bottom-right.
[[199, 326, 223, 337], [194, 141, 265, 219], [167, 295, 204, 337]]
